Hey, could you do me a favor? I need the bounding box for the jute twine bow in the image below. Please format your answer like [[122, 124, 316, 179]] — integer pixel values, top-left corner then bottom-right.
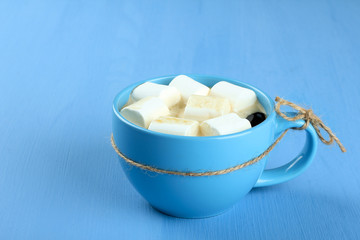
[[275, 97, 346, 152], [111, 97, 346, 176]]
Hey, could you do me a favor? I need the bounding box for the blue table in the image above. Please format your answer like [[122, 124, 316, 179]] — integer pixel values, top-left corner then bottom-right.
[[1, 0, 359, 239]]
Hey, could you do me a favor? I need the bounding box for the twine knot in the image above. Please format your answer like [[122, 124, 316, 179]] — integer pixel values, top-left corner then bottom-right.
[[275, 97, 346, 152]]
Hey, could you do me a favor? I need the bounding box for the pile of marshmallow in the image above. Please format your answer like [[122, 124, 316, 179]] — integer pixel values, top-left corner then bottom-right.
[[120, 75, 265, 136]]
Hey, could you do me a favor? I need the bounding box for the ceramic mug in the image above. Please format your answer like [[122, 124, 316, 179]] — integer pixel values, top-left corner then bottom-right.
[[112, 75, 318, 218]]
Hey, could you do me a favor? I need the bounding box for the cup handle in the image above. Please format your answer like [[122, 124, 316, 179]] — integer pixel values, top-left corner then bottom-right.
[[254, 112, 319, 187]]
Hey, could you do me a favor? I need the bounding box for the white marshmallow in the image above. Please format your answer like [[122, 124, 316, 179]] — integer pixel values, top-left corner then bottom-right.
[[169, 103, 186, 118], [183, 95, 231, 122], [200, 113, 251, 136], [148, 116, 199, 136], [210, 81, 257, 113], [169, 75, 210, 103], [237, 101, 266, 118], [120, 97, 169, 128], [131, 82, 181, 107]]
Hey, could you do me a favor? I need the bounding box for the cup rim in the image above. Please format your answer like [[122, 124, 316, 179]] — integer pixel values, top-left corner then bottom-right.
[[113, 74, 275, 140]]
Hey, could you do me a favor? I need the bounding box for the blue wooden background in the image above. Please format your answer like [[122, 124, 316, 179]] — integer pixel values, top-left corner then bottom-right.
[[0, 0, 359, 239]]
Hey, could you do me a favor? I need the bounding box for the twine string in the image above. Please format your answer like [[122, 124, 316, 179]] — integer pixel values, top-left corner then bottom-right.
[[111, 97, 346, 176]]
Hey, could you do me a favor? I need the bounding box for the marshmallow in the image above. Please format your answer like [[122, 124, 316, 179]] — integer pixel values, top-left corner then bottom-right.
[[131, 82, 181, 107], [120, 97, 169, 128], [148, 116, 199, 136], [183, 95, 231, 122], [210, 81, 257, 113], [200, 113, 251, 136], [237, 101, 266, 118], [169, 103, 185, 118], [169, 75, 210, 103]]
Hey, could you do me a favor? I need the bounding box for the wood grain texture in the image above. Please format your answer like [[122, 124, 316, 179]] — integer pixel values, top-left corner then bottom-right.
[[0, 0, 359, 239]]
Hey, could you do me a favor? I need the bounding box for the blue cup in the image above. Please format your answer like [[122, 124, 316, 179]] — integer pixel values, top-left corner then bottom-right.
[[112, 75, 318, 218]]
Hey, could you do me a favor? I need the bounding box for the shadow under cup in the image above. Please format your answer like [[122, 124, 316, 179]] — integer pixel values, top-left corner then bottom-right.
[[112, 75, 279, 218]]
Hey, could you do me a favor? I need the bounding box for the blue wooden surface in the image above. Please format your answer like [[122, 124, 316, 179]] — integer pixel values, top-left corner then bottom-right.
[[0, 0, 359, 239]]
